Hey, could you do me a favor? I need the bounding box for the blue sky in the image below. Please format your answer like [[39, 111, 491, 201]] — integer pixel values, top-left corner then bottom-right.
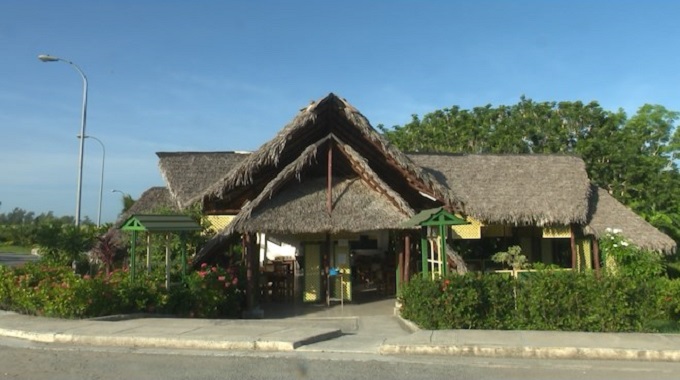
[[1, 1, 679, 224]]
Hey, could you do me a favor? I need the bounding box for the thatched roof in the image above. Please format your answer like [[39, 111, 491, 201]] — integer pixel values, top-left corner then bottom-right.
[[222, 133, 414, 235], [156, 151, 249, 209], [200, 93, 461, 212], [151, 93, 674, 256], [584, 186, 676, 254], [119, 186, 178, 222], [408, 153, 592, 226], [225, 176, 411, 235]]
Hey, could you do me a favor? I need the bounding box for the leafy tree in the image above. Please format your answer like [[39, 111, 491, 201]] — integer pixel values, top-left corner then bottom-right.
[[380, 99, 680, 243]]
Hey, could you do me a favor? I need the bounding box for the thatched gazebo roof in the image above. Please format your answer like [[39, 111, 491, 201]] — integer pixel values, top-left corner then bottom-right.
[[198, 93, 461, 214], [408, 153, 592, 226], [220, 132, 416, 235], [584, 186, 676, 254], [226, 176, 411, 235], [156, 151, 249, 209]]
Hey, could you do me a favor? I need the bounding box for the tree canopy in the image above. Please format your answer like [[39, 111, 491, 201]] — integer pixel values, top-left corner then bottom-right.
[[379, 98, 680, 244]]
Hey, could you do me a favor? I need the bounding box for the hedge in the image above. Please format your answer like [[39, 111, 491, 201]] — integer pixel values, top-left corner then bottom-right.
[[0, 261, 245, 319], [400, 270, 678, 332]]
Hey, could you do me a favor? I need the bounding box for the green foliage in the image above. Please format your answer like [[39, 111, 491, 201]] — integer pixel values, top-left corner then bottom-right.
[[400, 270, 672, 332], [400, 274, 516, 330], [0, 261, 245, 319], [381, 99, 680, 243], [174, 263, 244, 318], [658, 277, 680, 321], [491, 245, 526, 272], [515, 270, 662, 332], [599, 229, 665, 278], [32, 223, 102, 266]]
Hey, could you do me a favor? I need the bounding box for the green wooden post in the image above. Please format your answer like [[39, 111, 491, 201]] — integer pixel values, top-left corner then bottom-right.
[[439, 224, 447, 276], [180, 233, 187, 279], [421, 227, 428, 278], [396, 247, 402, 296], [130, 230, 137, 280]]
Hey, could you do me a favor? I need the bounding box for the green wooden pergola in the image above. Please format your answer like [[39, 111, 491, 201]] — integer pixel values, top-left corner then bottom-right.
[[402, 207, 468, 277], [120, 214, 202, 286]]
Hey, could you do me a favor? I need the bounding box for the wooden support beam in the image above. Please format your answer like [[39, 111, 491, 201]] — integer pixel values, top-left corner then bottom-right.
[[570, 225, 577, 271], [165, 233, 170, 289], [323, 233, 331, 305], [130, 230, 137, 280], [327, 141, 333, 215], [245, 233, 256, 312]]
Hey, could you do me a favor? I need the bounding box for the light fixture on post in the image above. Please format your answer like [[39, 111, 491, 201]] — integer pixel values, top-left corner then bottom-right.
[[111, 189, 128, 197], [112, 189, 131, 214], [82, 135, 105, 227], [38, 54, 88, 227]]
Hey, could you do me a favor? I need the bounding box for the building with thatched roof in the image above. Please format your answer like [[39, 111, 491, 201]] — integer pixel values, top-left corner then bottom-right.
[[149, 93, 675, 308]]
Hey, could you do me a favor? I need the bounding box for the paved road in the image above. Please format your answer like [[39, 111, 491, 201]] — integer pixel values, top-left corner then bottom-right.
[[0, 252, 39, 267], [2, 337, 680, 380]]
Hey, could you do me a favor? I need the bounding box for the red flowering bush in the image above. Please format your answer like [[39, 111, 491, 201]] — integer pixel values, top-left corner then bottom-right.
[[174, 264, 244, 318], [0, 261, 244, 319]]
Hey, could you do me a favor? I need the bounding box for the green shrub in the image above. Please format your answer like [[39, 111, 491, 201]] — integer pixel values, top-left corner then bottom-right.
[[399, 275, 445, 329], [600, 230, 665, 278], [0, 261, 244, 319], [400, 270, 670, 332], [400, 273, 516, 330], [658, 277, 680, 321]]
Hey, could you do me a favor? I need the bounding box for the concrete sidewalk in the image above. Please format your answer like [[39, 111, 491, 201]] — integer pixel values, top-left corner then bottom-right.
[[2, 307, 680, 362], [0, 310, 342, 351]]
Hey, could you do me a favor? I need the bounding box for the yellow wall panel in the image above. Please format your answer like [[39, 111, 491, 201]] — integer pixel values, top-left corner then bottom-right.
[[204, 215, 235, 233], [576, 238, 592, 271], [451, 216, 482, 239], [543, 226, 571, 238]]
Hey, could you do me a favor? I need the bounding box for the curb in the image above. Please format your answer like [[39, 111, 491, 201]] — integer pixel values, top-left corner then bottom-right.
[[394, 315, 420, 334], [0, 327, 343, 352], [379, 343, 680, 362]]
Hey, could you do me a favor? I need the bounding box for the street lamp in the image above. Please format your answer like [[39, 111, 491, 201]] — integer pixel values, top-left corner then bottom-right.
[[111, 189, 131, 214], [83, 135, 105, 227], [38, 54, 88, 227]]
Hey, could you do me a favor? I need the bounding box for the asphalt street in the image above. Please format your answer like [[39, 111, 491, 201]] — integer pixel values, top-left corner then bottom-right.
[[2, 336, 680, 380], [0, 252, 38, 267]]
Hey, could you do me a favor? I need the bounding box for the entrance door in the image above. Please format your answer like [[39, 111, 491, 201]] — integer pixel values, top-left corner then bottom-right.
[[331, 243, 352, 302], [303, 243, 322, 302]]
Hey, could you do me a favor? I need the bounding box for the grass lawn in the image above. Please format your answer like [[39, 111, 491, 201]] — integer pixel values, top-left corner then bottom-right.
[[0, 245, 32, 254]]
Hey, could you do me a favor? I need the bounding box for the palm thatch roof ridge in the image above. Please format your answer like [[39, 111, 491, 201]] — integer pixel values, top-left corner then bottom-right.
[[156, 151, 250, 209], [585, 186, 676, 254], [408, 153, 592, 226], [201, 93, 462, 210], [229, 177, 411, 235], [222, 134, 414, 235]]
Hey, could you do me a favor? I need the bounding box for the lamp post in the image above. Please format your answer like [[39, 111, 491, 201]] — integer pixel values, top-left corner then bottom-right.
[[83, 135, 105, 227], [38, 54, 88, 227]]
